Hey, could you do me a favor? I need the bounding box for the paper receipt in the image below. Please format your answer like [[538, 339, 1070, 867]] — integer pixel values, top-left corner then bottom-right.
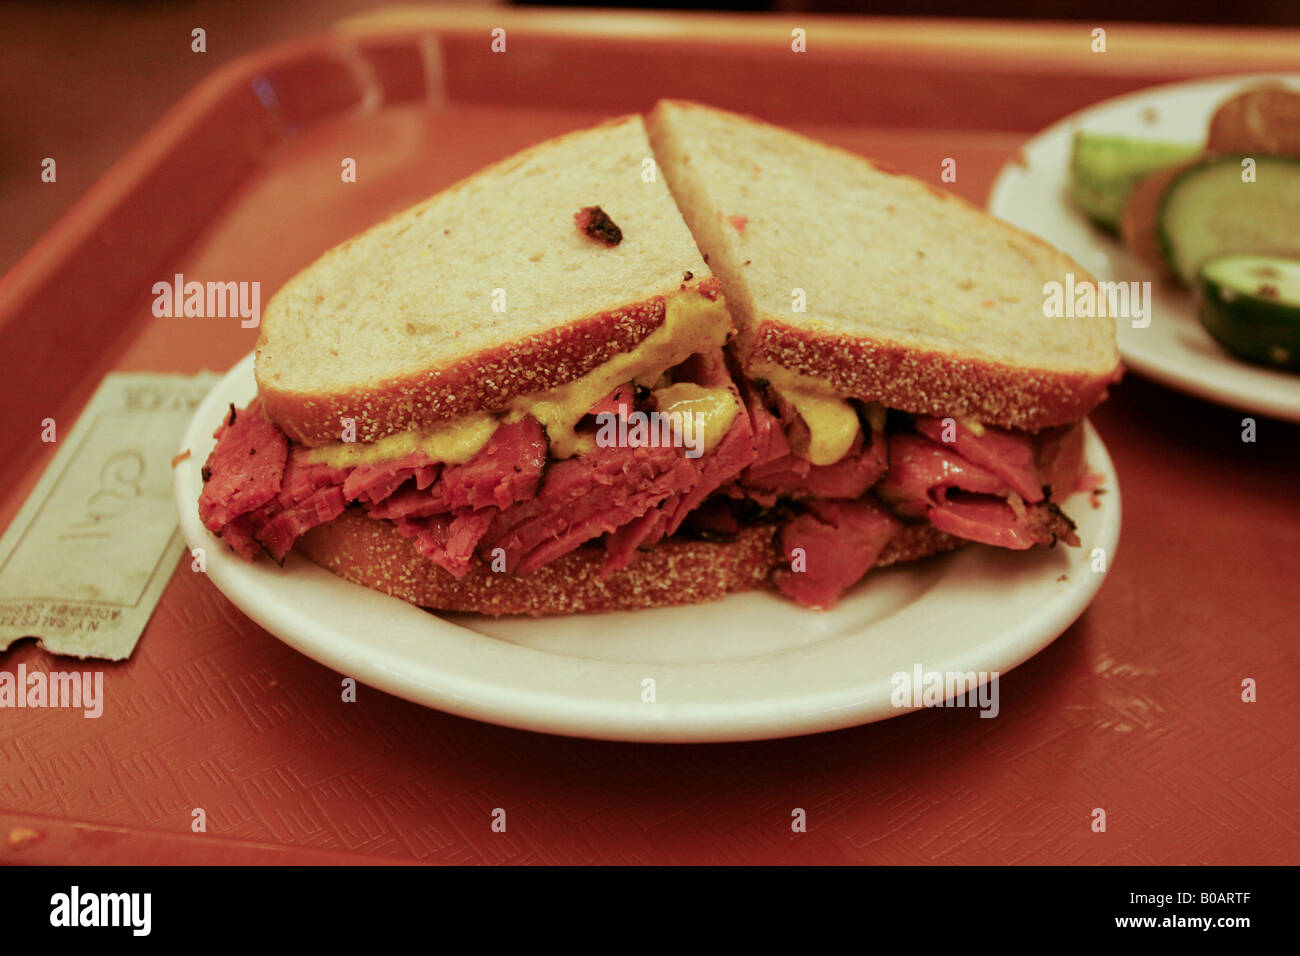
[[0, 372, 218, 660]]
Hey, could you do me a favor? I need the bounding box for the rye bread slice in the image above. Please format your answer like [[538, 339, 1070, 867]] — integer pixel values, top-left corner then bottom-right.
[[297, 509, 963, 617], [255, 114, 711, 446], [646, 99, 1121, 430]]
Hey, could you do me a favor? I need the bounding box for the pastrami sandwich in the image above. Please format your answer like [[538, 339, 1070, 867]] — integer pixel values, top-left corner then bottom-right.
[[197, 104, 1120, 615]]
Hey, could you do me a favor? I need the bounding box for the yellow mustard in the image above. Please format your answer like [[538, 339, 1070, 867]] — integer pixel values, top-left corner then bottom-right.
[[305, 414, 497, 468], [652, 382, 741, 455], [750, 364, 861, 466], [306, 286, 733, 466]]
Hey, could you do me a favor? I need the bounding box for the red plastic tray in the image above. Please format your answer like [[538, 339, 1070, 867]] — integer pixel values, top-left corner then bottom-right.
[[1, 13, 1297, 865]]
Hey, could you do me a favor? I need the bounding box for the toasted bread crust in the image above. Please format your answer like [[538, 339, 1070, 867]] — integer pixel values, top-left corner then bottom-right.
[[295, 509, 964, 616], [297, 508, 778, 615], [260, 277, 720, 446], [875, 522, 966, 568], [743, 320, 1119, 431], [259, 294, 665, 447]]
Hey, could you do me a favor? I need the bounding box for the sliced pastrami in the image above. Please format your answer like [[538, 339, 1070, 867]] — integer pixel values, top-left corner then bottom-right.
[[677, 499, 741, 540], [599, 350, 756, 573], [366, 483, 449, 521], [343, 452, 438, 505], [741, 427, 887, 501], [602, 508, 674, 573], [875, 434, 1010, 518], [278, 446, 349, 506], [483, 443, 695, 575], [927, 493, 1077, 550], [773, 497, 902, 609], [913, 416, 1042, 502], [255, 486, 348, 562], [246, 447, 353, 560], [1034, 424, 1086, 500], [198, 399, 288, 531], [439, 416, 547, 511], [732, 378, 884, 502], [742, 382, 792, 468], [396, 508, 497, 579], [218, 514, 262, 562], [515, 461, 696, 574], [600, 408, 758, 575], [365, 417, 546, 521], [877, 432, 1078, 551], [668, 412, 754, 522]]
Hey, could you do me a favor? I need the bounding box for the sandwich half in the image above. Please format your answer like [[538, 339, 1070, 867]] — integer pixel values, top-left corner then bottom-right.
[[197, 105, 1120, 615], [201, 114, 766, 614], [645, 100, 1119, 607]]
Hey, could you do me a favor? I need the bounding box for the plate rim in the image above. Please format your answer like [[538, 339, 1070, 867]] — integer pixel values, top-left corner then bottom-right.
[[175, 352, 1122, 743], [987, 71, 1300, 424]]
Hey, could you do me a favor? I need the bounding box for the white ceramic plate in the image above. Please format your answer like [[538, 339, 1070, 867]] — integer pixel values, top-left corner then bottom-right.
[[174, 353, 1121, 742], [989, 73, 1300, 423]]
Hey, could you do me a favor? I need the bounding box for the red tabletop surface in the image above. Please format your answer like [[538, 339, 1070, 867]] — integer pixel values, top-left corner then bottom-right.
[[0, 15, 1297, 865]]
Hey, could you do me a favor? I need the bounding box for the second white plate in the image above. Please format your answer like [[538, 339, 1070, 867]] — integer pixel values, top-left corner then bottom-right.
[[175, 352, 1122, 742], [989, 73, 1300, 423]]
